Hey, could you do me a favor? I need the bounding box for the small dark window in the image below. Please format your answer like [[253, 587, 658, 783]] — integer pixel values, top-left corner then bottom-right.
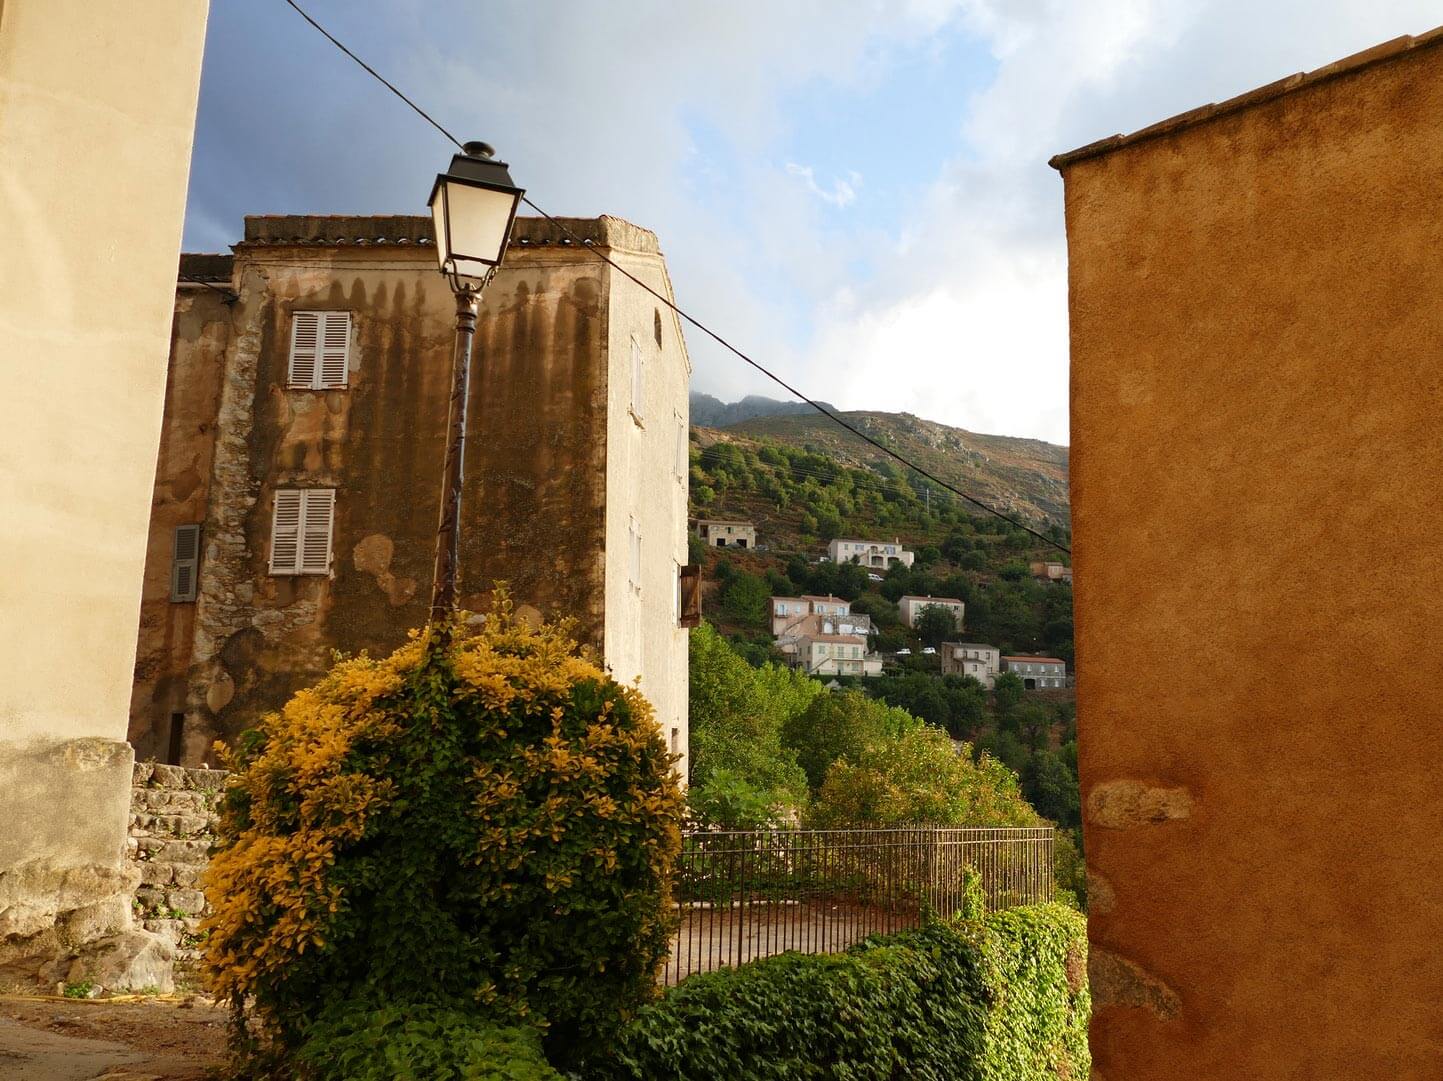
[[653, 308, 663, 348], [167, 713, 185, 766]]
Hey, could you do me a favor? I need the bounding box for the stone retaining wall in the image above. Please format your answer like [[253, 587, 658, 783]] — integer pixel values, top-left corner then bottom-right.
[[127, 762, 227, 988]]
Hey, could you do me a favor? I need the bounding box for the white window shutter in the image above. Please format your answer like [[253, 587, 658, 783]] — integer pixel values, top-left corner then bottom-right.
[[288, 313, 319, 388], [170, 524, 201, 601], [270, 490, 303, 574], [318, 312, 351, 389], [299, 489, 336, 574]]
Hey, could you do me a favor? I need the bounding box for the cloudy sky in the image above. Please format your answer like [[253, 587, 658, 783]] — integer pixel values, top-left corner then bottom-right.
[[184, 1, 1441, 445]]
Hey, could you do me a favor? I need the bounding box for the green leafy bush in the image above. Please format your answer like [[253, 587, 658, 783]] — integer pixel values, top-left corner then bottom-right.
[[297, 1006, 561, 1081], [808, 725, 1042, 829], [593, 904, 1089, 1080], [203, 604, 684, 1067]]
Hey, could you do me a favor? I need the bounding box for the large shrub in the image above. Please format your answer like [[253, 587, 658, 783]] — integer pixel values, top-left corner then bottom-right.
[[808, 725, 1042, 829], [202, 605, 684, 1066], [594, 904, 1089, 1080], [296, 1007, 560, 1081]]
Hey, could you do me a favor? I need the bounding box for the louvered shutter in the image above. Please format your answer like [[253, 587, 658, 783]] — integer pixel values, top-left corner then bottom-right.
[[300, 489, 336, 574], [318, 312, 350, 389], [288, 313, 319, 388], [678, 564, 701, 628], [269, 490, 303, 574], [170, 524, 201, 601]]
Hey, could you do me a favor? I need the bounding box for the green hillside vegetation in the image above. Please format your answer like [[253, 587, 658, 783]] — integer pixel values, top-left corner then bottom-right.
[[686, 418, 1084, 903]]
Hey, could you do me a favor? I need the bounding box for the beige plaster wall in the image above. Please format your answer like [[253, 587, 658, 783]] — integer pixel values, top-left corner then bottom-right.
[[603, 237, 691, 779], [1059, 38, 1443, 1081], [0, 0, 208, 986], [0, 0, 207, 744]]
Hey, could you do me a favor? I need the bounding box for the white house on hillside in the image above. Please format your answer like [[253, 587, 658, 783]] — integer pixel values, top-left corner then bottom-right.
[[898, 595, 965, 630], [827, 538, 914, 569]]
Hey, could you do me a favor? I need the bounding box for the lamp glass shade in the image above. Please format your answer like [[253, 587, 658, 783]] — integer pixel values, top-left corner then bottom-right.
[[428, 153, 524, 280]]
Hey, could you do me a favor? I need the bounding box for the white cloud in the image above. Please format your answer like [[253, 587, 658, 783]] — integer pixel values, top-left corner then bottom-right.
[[190, 1, 1443, 446], [785, 163, 862, 208], [793, 0, 1443, 444]]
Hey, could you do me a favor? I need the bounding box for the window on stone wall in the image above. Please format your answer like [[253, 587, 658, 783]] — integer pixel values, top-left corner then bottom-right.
[[170, 523, 201, 602], [269, 488, 336, 575], [288, 311, 351, 390]]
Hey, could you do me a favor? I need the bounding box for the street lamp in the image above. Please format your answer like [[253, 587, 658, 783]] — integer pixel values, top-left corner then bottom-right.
[[427, 141, 525, 627]]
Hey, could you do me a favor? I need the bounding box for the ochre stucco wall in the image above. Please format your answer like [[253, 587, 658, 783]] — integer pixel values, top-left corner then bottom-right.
[[1060, 40, 1443, 1080], [130, 217, 691, 773]]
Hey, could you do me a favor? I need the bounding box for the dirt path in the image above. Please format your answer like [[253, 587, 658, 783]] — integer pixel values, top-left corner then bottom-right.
[[0, 996, 227, 1081]]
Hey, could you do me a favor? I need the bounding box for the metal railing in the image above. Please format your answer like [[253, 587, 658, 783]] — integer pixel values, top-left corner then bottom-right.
[[664, 825, 1054, 986]]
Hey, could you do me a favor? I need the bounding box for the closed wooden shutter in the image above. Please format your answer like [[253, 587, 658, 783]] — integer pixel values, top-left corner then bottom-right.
[[269, 490, 303, 573], [289, 311, 351, 389], [170, 524, 201, 602], [678, 564, 701, 627], [318, 312, 350, 388], [299, 489, 336, 574], [287, 313, 319, 388]]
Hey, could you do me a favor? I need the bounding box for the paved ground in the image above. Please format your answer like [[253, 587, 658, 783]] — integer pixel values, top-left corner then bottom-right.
[[0, 996, 227, 1081]]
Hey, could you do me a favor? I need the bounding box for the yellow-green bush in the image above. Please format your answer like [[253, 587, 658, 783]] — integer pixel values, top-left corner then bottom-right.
[[202, 604, 684, 1068]]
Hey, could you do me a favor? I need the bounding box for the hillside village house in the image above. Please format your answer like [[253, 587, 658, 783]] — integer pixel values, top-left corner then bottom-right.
[[1029, 560, 1072, 584], [940, 643, 1001, 687], [897, 594, 965, 630], [693, 518, 756, 548], [129, 214, 692, 777], [827, 537, 914, 569], [1001, 656, 1066, 690], [796, 631, 877, 678], [770, 594, 853, 636]]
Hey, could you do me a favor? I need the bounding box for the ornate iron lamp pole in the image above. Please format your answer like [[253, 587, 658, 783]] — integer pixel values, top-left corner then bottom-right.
[[426, 141, 524, 626]]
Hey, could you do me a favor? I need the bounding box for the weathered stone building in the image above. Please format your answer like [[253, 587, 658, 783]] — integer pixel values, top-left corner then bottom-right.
[[130, 214, 691, 778], [1054, 27, 1443, 1081], [0, 0, 207, 991]]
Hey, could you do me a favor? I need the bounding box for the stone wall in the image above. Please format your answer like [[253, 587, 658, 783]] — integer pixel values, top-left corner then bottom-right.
[[128, 763, 227, 988]]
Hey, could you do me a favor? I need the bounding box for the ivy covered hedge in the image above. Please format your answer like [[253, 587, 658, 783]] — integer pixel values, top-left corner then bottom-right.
[[589, 904, 1088, 1081]]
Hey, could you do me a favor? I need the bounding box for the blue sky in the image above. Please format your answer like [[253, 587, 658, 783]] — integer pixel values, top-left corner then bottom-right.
[[184, 1, 1443, 444]]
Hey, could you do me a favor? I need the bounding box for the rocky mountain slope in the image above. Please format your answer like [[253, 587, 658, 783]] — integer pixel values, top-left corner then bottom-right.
[[703, 407, 1070, 527]]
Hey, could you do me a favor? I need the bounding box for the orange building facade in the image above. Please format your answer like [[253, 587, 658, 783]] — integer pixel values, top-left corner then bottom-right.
[[1054, 30, 1443, 1080]]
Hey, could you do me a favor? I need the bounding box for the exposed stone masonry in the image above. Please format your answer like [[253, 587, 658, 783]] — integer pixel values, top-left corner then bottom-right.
[[128, 762, 227, 988]]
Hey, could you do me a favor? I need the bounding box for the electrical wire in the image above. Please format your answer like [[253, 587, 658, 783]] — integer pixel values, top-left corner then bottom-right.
[[177, 272, 238, 303], [278, 0, 1070, 555]]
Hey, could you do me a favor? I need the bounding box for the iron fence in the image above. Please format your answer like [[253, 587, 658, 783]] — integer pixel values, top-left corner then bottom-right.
[[664, 825, 1054, 986]]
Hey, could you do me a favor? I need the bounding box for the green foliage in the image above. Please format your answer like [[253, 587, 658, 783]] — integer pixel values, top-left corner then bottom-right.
[[992, 671, 1024, 715], [780, 690, 918, 791], [914, 603, 962, 648], [685, 768, 786, 830], [718, 570, 769, 628], [203, 605, 684, 1068], [296, 1007, 561, 1081], [1052, 829, 1088, 911], [1022, 749, 1081, 829], [62, 980, 93, 999], [808, 725, 1042, 829], [592, 906, 1089, 1081], [866, 671, 986, 739], [687, 623, 814, 824]]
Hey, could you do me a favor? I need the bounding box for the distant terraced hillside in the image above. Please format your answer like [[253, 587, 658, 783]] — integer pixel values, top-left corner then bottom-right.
[[714, 409, 1069, 526]]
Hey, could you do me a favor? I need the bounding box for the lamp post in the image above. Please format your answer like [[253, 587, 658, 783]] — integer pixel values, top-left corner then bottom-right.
[[427, 141, 524, 627]]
